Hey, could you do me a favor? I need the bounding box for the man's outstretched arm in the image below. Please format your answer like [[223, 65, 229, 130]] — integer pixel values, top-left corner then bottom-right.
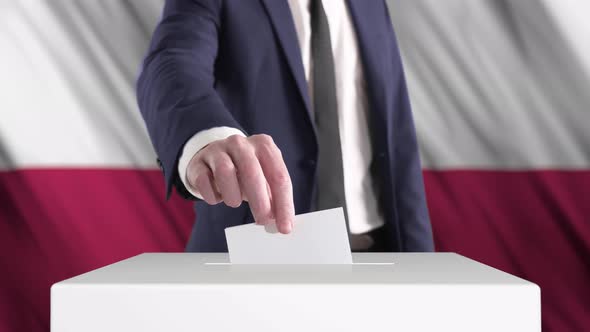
[[137, 0, 294, 233]]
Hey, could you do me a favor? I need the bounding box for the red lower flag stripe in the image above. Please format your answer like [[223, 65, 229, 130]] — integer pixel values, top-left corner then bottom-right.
[[424, 170, 590, 332], [1, 169, 589, 331], [0, 169, 194, 331]]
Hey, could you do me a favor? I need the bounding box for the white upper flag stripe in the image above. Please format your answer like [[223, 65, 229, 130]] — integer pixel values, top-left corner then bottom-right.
[[1, 0, 589, 170], [389, 0, 590, 169], [0, 1, 162, 170]]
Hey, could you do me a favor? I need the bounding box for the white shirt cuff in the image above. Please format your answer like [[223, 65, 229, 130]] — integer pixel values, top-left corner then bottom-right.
[[177, 127, 246, 199]]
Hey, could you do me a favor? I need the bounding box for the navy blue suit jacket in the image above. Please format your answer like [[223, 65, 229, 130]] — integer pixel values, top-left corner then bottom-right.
[[137, 0, 434, 252]]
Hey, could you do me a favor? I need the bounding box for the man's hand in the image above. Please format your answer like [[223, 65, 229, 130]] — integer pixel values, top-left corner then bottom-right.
[[186, 134, 295, 234]]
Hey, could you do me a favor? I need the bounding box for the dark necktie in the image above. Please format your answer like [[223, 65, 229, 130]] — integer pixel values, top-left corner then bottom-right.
[[310, 0, 348, 222]]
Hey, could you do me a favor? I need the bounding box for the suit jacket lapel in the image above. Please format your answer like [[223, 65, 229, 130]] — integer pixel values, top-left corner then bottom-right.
[[259, 0, 390, 138], [260, 0, 312, 118], [346, 0, 389, 128], [347, 1, 404, 249]]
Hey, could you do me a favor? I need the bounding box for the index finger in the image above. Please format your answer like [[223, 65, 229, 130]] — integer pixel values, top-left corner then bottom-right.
[[225, 137, 273, 225], [254, 137, 294, 234]]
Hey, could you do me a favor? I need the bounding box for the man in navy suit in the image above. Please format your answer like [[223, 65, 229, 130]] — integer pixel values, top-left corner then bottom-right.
[[137, 0, 434, 252]]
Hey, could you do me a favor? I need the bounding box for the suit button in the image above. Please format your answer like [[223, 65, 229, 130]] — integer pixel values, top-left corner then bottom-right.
[[300, 159, 316, 168]]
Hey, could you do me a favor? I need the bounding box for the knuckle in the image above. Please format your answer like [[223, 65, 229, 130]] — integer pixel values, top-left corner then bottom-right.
[[222, 186, 241, 202], [240, 164, 259, 180], [189, 151, 204, 165], [214, 160, 235, 177], [203, 196, 217, 205], [194, 173, 210, 191], [251, 197, 269, 214], [269, 171, 291, 188], [186, 165, 200, 184], [228, 137, 254, 156], [253, 134, 275, 148], [275, 146, 283, 157], [194, 146, 209, 158], [227, 198, 242, 208], [226, 134, 245, 147], [202, 141, 222, 154]]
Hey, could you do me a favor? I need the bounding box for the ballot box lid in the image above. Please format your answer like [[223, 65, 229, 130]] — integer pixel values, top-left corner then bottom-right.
[[55, 253, 534, 286]]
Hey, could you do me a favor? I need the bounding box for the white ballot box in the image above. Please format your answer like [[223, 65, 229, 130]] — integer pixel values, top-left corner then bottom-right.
[[51, 253, 540, 332]]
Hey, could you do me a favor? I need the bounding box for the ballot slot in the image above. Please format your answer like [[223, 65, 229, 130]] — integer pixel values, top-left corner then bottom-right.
[[202, 262, 395, 265], [200, 253, 396, 266], [196, 257, 397, 285]]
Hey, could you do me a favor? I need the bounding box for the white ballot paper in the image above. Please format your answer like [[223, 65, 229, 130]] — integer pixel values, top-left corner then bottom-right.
[[225, 207, 353, 264]]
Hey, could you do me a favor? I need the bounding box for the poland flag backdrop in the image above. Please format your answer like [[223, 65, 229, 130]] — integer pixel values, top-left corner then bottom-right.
[[0, 1, 588, 331]]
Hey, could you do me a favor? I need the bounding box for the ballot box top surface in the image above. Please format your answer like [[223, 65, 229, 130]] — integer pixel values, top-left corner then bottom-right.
[[56, 253, 533, 286]]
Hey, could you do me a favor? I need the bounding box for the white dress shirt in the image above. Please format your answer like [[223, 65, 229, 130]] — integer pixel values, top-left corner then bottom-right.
[[178, 0, 384, 234]]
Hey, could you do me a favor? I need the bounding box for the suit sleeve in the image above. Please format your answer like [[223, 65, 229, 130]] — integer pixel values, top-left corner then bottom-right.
[[384, 3, 435, 252], [136, 0, 245, 199]]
